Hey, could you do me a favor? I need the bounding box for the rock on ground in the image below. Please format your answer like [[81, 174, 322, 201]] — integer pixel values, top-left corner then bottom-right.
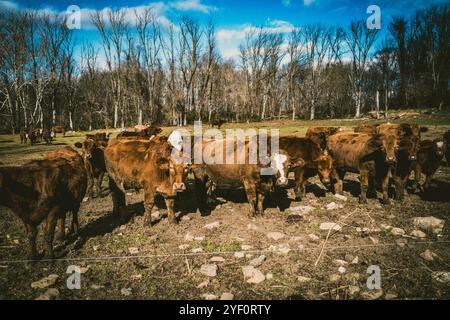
[[412, 216, 445, 235], [242, 266, 265, 284], [320, 222, 341, 231], [203, 221, 220, 230], [35, 288, 59, 300], [200, 264, 218, 277], [249, 255, 266, 267], [266, 232, 285, 240], [220, 292, 234, 300], [31, 274, 59, 289]]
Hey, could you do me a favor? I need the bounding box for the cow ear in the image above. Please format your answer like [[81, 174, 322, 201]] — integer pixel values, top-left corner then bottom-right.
[[420, 126, 429, 133], [156, 157, 170, 170], [290, 158, 305, 168], [74, 142, 83, 148]]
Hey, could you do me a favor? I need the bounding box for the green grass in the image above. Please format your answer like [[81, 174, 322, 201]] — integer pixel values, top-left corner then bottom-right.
[[1, 109, 449, 165]]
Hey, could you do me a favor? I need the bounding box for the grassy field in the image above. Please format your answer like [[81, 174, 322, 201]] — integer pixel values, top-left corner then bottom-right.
[[0, 113, 449, 300]]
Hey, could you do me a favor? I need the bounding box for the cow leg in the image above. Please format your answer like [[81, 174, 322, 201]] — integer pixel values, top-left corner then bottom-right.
[[55, 216, 66, 242], [242, 179, 257, 217], [256, 192, 264, 215], [25, 224, 38, 261], [194, 176, 208, 215], [394, 175, 405, 201], [43, 208, 59, 259], [332, 169, 345, 195], [359, 169, 369, 204], [165, 197, 178, 224], [109, 178, 126, 221], [69, 204, 80, 235], [412, 165, 422, 191], [96, 172, 105, 197], [381, 170, 391, 205], [423, 174, 433, 189], [143, 190, 156, 227], [293, 169, 305, 200]]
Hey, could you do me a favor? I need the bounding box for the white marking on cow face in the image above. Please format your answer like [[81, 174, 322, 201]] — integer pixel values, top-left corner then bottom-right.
[[272, 153, 288, 185], [168, 130, 183, 152], [437, 141, 444, 148]]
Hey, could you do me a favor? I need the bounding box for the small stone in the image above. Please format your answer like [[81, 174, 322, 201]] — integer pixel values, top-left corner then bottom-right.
[[351, 256, 359, 264], [35, 288, 59, 300], [234, 252, 245, 258], [431, 271, 450, 284], [420, 249, 437, 262], [412, 216, 445, 235], [245, 254, 254, 259], [320, 222, 341, 231], [268, 244, 290, 255], [338, 266, 346, 274], [200, 264, 218, 277], [31, 274, 59, 289], [119, 225, 126, 231], [247, 223, 260, 231], [191, 247, 203, 253], [197, 280, 210, 288], [348, 286, 360, 295], [267, 232, 286, 240], [220, 292, 234, 300], [121, 288, 132, 296], [297, 275, 311, 283], [234, 236, 245, 242], [93, 245, 99, 251], [242, 266, 265, 284], [356, 227, 369, 233], [385, 292, 398, 300], [396, 238, 408, 248], [329, 274, 340, 282], [334, 194, 348, 201], [210, 256, 225, 262], [290, 236, 302, 242], [249, 255, 266, 267], [390, 227, 405, 236], [91, 284, 105, 290], [308, 234, 320, 242], [128, 247, 139, 254], [13, 239, 20, 244], [410, 230, 426, 238], [131, 274, 142, 280], [326, 202, 339, 210], [203, 221, 220, 230], [178, 244, 190, 250], [241, 244, 253, 251], [287, 205, 315, 214], [265, 273, 273, 280], [194, 236, 205, 241], [181, 215, 192, 221], [333, 259, 347, 266], [361, 289, 383, 300], [201, 293, 218, 300]]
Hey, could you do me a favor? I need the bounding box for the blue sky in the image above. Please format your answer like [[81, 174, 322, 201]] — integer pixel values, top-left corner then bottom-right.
[[1, 0, 447, 63]]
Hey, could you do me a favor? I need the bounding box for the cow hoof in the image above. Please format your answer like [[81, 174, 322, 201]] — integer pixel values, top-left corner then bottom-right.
[[169, 218, 178, 225], [358, 198, 367, 205]]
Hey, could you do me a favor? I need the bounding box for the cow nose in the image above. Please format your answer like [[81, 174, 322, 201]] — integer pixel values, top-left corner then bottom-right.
[[322, 178, 331, 185], [277, 177, 287, 185], [386, 156, 396, 162], [173, 182, 186, 191]]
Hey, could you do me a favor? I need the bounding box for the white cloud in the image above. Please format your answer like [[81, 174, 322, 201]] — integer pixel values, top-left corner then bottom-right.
[[303, 0, 316, 6], [169, 0, 217, 13], [0, 0, 19, 11], [282, 0, 291, 6]]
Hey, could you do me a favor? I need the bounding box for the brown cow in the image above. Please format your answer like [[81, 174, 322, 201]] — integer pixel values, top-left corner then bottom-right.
[[104, 135, 189, 226], [42, 129, 53, 145], [278, 136, 334, 200], [19, 128, 29, 144], [33, 128, 43, 143], [354, 124, 379, 134], [444, 129, 450, 166], [0, 147, 86, 260], [305, 127, 342, 150], [192, 136, 301, 216], [75, 139, 107, 199], [85, 132, 110, 145], [328, 132, 398, 204], [117, 126, 162, 139], [410, 139, 445, 191], [377, 123, 428, 139], [390, 135, 421, 201], [52, 125, 66, 138], [210, 119, 227, 129]]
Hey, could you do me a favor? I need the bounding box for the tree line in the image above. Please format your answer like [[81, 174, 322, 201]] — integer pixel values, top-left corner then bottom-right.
[[0, 4, 448, 133]]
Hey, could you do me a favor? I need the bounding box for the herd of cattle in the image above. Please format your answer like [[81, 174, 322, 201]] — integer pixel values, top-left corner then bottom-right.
[[1, 123, 450, 261]]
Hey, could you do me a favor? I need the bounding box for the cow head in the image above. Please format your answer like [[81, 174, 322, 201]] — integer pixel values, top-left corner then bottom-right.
[[315, 150, 334, 187], [435, 139, 445, 156], [398, 136, 420, 161], [270, 151, 304, 187], [75, 139, 97, 162], [156, 152, 190, 195], [381, 134, 398, 164]]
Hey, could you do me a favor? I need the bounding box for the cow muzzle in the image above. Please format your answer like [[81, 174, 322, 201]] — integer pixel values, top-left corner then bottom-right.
[[386, 156, 396, 163], [276, 176, 288, 186], [173, 182, 186, 191]]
